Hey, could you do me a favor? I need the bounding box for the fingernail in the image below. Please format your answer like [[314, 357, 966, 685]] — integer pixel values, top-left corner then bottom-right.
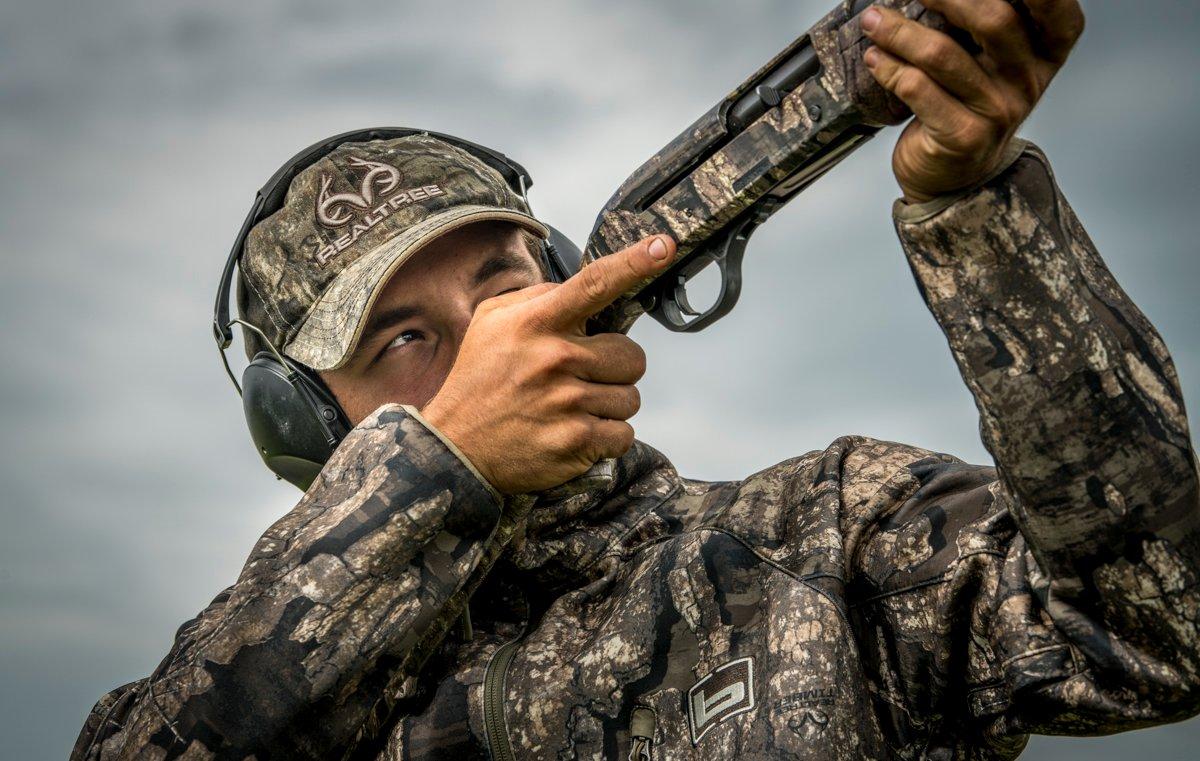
[[647, 236, 669, 261], [864, 46, 880, 68], [861, 7, 881, 33]]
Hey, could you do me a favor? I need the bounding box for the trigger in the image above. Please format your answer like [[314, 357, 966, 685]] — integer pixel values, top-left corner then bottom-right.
[[673, 275, 701, 316]]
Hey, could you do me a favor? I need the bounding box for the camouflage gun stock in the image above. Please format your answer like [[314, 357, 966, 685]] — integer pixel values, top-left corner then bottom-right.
[[583, 0, 1009, 334]]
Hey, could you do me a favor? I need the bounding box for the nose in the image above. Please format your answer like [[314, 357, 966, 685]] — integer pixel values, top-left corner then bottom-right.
[[442, 295, 479, 359], [415, 299, 476, 409]]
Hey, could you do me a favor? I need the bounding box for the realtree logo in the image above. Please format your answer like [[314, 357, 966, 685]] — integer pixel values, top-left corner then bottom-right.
[[313, 156, 444, 266]]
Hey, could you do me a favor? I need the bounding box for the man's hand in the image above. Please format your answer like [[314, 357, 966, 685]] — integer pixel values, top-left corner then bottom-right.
[[861, 0, 1084, 203], [421, 235, 676, 495]]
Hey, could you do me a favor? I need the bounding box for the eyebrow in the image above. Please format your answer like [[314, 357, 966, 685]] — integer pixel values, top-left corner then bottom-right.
[[472, 249, 539, 288]]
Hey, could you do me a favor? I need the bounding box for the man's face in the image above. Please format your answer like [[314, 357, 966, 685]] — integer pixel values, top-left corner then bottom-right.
[[319, 221, 544, 425]]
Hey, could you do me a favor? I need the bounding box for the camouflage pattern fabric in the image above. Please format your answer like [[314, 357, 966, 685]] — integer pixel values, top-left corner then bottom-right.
[[73, 143, 1200, 759], [237, 134, 546, 370]]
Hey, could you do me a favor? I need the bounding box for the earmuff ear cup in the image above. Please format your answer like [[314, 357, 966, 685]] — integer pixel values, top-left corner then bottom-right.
[[241, 352, 351, 491], [543, 225, 583, 284]]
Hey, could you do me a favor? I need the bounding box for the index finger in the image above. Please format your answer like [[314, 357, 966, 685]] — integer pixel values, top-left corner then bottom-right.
[[538, 235, 676, 327]]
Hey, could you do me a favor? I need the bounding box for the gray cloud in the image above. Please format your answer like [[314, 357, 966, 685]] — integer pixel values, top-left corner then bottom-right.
[[1, 0, 1197, 757]]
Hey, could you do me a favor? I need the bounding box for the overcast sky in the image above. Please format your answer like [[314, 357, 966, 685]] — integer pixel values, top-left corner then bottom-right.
[[1, 1, 1198, 758]]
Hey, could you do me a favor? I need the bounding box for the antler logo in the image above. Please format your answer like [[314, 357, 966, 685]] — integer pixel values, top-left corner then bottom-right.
[[315, 156, 403, 227], [309, 157, 446, 267]]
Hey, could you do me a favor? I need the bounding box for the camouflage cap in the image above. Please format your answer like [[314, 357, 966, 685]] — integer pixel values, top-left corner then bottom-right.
[[237, 133, 549, 370]]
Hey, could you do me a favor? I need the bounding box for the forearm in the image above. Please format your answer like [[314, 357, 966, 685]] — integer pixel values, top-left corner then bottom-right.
[[893, 142, 1200, 727], [73, 404, 512, 760], [896, 139, 1198, 582]]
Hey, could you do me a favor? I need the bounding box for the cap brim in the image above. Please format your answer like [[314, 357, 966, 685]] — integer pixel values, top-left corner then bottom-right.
[[283, 205, 549, 371]]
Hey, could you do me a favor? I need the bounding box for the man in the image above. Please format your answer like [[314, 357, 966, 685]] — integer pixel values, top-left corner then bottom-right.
[[73, 1, 1200, 759]]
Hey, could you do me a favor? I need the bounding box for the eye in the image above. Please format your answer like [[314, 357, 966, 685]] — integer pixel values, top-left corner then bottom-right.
[[383, 329, 424, 355]]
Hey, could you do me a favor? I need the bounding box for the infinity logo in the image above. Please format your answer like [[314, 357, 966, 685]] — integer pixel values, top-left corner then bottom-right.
[[315, 156, 403, 227]]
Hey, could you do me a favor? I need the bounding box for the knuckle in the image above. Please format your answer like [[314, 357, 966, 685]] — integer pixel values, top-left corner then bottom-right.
[[511, 361, 541, 390], [615, 336, 647, 377], [878, 14, 903, 46], [953, 117, 1001, 154], [920, 37, 957, 72], [561, 419, 592, 452], [573, 417, 597, 446], [999, 99, 1024, 130], [595, 424, 633, 460], [1070, 7, 1086, 41], [629, 343, 647, 378], [526, 301, 557, 332], [950, 118, 987, 150], [880, 60, 902, 90], [893, 68, 925, 100], [981, 92, 1014, 126], [554, 383, 588, 411], [616, 422, 635, 451], [625, 386, 642, 416], [622, 249, 646, 280], [522, 282, 556, 304], [1015, 71, 1042, 106], [977, 3, 1019, 39], [475, 295, 502, 316], [540, 340, 579, 372], [578, 265, 610, 304]]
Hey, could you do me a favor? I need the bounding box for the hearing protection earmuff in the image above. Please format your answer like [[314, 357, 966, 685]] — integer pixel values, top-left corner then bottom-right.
[[212, 127, 583, 491]]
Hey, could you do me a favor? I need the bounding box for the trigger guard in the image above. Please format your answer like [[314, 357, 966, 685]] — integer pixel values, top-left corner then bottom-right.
[[648, 211, 758, 332]]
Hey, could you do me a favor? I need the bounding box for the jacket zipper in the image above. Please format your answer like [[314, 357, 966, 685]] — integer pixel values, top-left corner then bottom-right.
[[628, 705, 656, 761], [482, 635, 522, 761]]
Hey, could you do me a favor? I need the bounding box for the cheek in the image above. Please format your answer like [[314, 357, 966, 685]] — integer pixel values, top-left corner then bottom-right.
[[404, 352, 457, 409], [323, 368, 425, 427], [326, 336, 465, 426], [356, 349, 457, 418], [335, 383, 386, 428]]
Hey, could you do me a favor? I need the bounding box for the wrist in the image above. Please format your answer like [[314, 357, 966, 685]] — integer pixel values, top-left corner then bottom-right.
[[900, 187, 938, 205], [899, 161, 998, 205], [406, 401, 502, 502], [897, 138, 1024, 206], [418, 396, 455, 444], [895, 138, 1031, 222]]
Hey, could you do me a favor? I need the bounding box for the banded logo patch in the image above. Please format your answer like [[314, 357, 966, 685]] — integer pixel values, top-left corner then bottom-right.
[[687, 656, 755, 744]]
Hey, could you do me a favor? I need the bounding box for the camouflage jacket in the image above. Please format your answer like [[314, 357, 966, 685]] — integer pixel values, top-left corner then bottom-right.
[[73, 142, 1200, 760]]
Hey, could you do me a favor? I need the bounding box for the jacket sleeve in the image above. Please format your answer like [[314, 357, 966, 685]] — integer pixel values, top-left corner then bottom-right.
[[847, 140, 1200, 750], [71, 404, 518, 760]]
